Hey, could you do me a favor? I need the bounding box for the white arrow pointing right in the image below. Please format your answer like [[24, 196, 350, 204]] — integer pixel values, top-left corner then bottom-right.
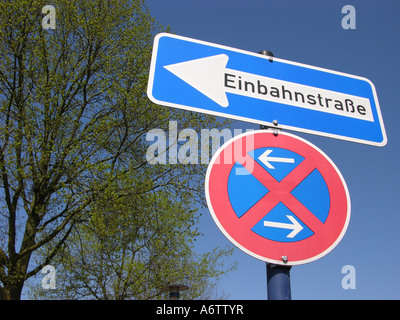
[[263, 215, 303, 238]]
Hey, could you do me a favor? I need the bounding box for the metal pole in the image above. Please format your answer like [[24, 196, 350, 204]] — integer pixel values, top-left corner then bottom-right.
[[266, 263, 292, 300], [161, 284, 189, 300], [169, 286, 180, 300], [258, 49, 292, 300]]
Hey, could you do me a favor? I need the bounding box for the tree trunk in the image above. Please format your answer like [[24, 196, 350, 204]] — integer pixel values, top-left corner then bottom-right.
[[0, 276, 24, 300]]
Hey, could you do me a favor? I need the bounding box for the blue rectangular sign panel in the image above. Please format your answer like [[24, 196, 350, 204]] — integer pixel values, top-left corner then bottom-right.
[[147, 33, 387, 146]]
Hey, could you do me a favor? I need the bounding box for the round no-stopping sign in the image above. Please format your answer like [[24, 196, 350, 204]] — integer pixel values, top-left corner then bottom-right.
[[205, 130, 351, 265]]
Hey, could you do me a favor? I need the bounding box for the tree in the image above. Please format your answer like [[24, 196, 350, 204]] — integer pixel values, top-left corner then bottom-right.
[[0, 0, 233, 300], [29, 181, 234, 299]]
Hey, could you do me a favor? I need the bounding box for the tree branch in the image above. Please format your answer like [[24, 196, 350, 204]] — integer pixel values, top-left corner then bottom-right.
[[25, 223, 74, 279]]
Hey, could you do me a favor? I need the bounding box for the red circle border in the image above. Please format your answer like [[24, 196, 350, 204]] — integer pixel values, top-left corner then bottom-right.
[[205, 131, 351, 265]]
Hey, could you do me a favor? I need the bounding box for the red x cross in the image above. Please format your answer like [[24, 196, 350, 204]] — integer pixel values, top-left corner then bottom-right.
[[237, 152, 325, 233]]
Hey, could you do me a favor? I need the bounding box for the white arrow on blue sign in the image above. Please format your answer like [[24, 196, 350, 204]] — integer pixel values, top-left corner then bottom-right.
[[147, 33, 387, 147]]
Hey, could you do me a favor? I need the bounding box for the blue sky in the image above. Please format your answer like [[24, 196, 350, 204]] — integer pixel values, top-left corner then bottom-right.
[[146, 0, 400, 299]]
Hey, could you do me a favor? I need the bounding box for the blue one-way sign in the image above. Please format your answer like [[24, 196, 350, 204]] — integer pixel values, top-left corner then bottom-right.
[[147, 33, 387, 146]]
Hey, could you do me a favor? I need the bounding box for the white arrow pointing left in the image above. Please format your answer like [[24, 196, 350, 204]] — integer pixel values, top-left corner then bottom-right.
[[263, 215, 303, 238], [163, 54, 374, 122], [258, 149, 294, 169], [164, 54, 230, 107]]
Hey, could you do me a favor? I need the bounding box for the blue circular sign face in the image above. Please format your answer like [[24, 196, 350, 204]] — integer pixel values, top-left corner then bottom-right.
[[228, 147, 330, 243], [205, 131, 351, 266]]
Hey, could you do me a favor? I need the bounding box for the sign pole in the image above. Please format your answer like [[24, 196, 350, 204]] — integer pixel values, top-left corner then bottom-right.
[[266, 263, 292, 300], [258, 49, 292, 300]]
